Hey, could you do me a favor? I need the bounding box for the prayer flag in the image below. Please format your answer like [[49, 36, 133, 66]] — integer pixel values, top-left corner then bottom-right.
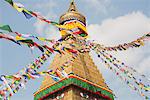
[[0, 25, 12, 32], [50, 75, 60, 82], [17, 39, 34, 44], [13, 3, 24, 12], [22, 9, 33, 19], [5, 0, 13, 5]]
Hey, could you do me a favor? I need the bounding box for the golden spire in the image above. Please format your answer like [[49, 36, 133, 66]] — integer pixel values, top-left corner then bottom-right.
[[59, 0, 86, 25], [68, 0, 77, 12]]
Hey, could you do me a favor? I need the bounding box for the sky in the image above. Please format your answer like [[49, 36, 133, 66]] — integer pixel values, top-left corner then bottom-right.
[[0, 0, 150, 100]]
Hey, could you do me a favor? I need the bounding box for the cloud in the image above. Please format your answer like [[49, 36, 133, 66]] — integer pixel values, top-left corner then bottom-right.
[[88, 11, 150, 99], [44, 26, 60, 40], [34, 20, 46, 34], [138, 55, 150, 74], [87, 11, 150, 71], [83, 0, 111, 14], [33, 1, 58, 35], [35, 1, 56, 11], [88, 11, 150, 45]]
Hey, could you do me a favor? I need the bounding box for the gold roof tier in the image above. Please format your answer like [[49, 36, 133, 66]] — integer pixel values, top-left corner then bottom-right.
[[59, 1, 86, 25], [34, 51, 114, 100], [38, 52, 110, 91]]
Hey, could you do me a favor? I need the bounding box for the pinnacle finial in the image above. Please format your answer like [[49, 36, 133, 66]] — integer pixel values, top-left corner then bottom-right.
[[59, 0, 86, 25], [68, 0, 77, 12]]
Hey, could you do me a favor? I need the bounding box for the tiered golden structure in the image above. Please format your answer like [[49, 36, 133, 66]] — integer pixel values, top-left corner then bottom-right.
[[34, 1, 114, 100]]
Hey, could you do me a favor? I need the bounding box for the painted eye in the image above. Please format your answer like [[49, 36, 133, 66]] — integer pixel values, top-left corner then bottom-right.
[[61, 93, 64, 98], [80, 92, 89, 99], [56, 96, 60, 99], [80, 92, 84, 97]]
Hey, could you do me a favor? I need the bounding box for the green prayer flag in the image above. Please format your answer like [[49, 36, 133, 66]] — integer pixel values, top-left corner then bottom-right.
[[5, 0, 13, 5], [0, 95, 2, 99], [0, 25, 12, 32], [51, 21, 59, 25], [146, 34, 150, 37], [80, 33, 87, 37], [17, 39, 34, 44]]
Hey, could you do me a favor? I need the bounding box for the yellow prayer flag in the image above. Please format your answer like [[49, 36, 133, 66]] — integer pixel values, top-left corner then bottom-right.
[[58, 21, 88, 37], [144, 87, 150, 91], [38, 37, 45, 41], [60, 30, 67, 36], [31, 66, 35, 69], [139, 41, 144, 46], [13, 3, 24, 12], [16, 36, 25, 41], [23, 9, 32, 15], [45, 51, 50, 55]]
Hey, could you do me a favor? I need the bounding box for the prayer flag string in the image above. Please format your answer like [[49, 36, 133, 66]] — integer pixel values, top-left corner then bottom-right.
[[102, 33, 150, 52], [94, 51, 149, 99]]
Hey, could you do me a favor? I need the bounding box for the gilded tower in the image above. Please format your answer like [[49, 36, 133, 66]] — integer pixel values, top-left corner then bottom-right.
[[34, 1, 114, 100]]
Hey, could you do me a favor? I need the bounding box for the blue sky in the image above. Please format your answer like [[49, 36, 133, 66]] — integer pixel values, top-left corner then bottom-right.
[[0, 0, 150, 100]]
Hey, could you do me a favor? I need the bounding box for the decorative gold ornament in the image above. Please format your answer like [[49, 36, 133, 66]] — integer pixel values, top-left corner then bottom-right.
[[59, 1, 86, 25]]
